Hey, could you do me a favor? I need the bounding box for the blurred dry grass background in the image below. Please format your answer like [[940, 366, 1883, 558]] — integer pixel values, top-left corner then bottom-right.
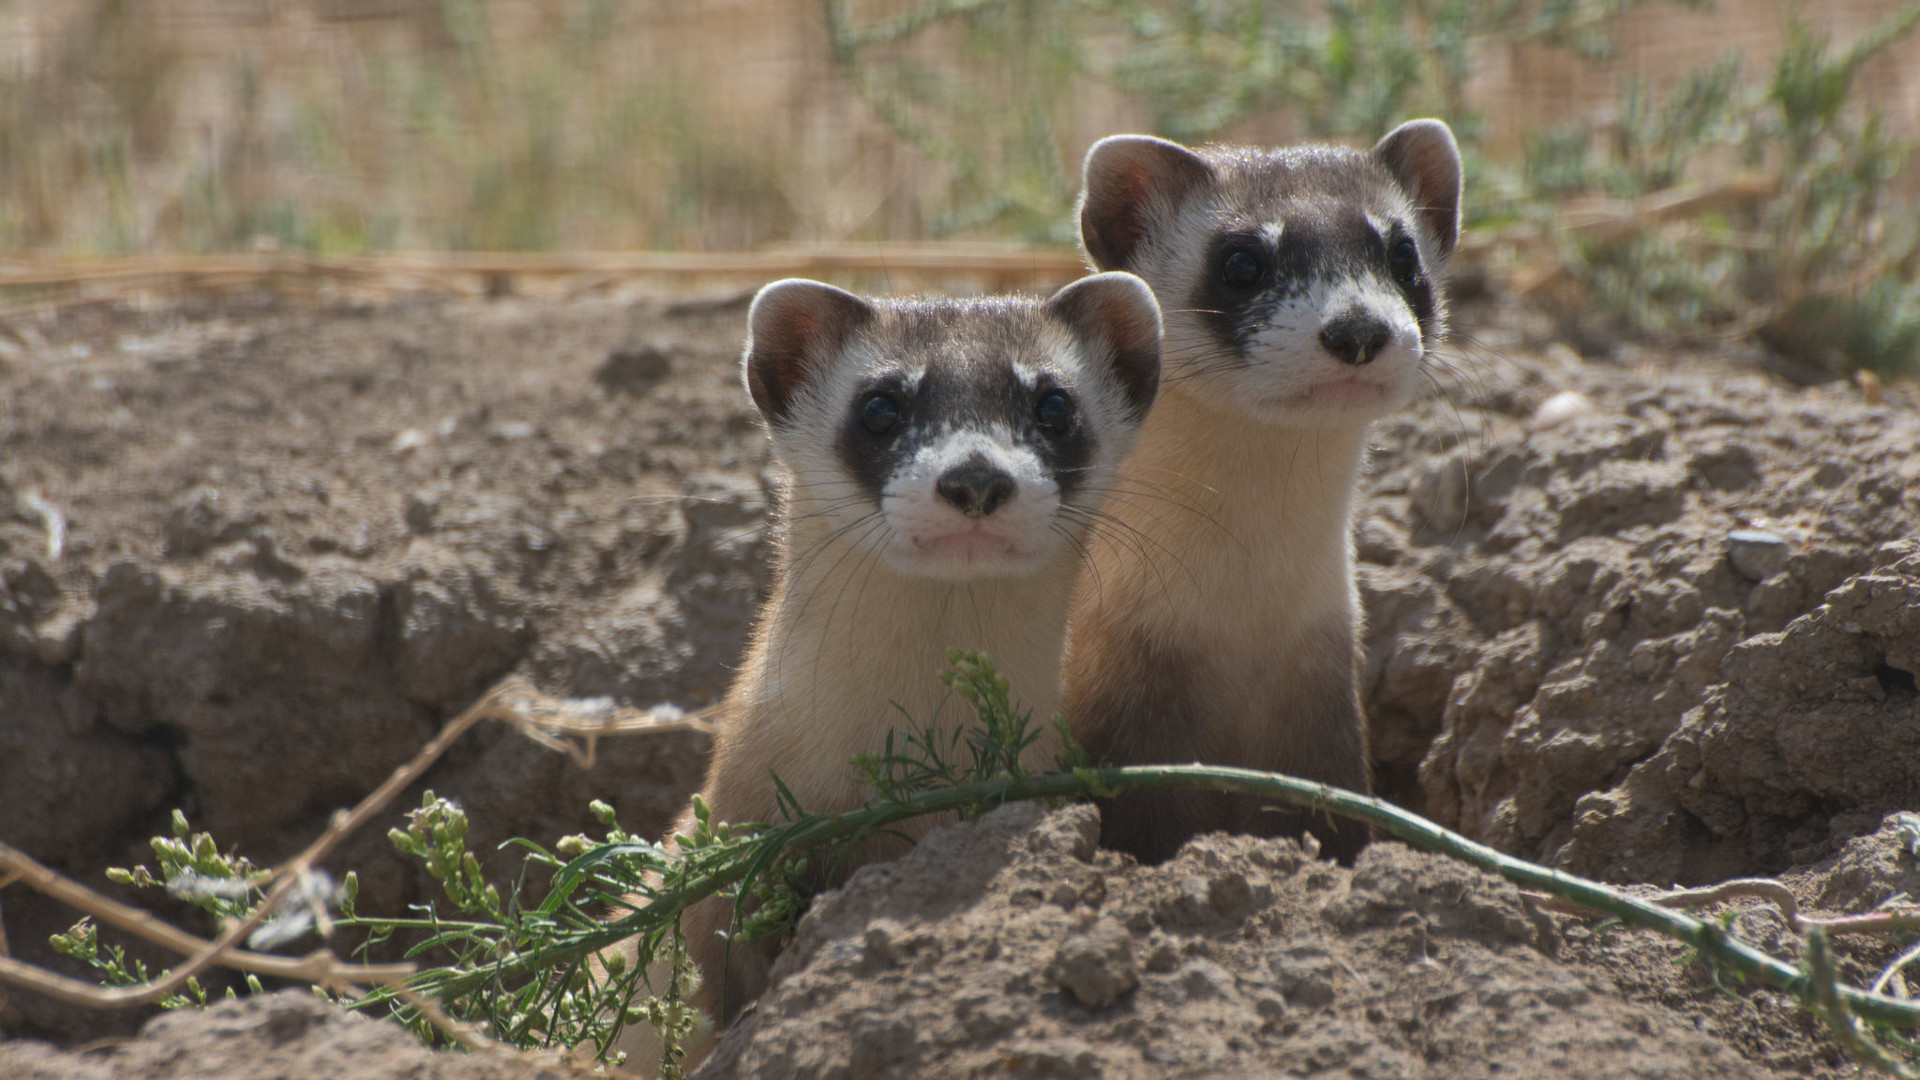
[[0, 0, 1912, 253], [2, 0, 1919, 370]]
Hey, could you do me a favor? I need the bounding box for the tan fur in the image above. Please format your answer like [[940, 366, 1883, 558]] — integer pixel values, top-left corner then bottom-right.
[[607, 274, 1161, 1076], [609, 487, 1079, 1074], [1063, 123, 1460, 865], [1064, 388, 1372, 863]]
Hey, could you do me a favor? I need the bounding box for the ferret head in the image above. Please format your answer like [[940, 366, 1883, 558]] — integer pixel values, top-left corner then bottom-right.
[[1077, 119, 1461, 428], [742, 273, 1161, 581]]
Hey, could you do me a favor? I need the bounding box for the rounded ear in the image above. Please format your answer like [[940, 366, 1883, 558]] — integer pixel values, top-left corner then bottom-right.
[[1371, 119, 1462, 259], [742, 279, 874, 424], [1045, 271, 1163, 420], [1077, 135, 1214, 272]]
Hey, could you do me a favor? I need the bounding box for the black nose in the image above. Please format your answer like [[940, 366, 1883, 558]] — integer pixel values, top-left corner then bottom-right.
[[1319, 314, 1392, 366], [935, 456, 1016, 518]]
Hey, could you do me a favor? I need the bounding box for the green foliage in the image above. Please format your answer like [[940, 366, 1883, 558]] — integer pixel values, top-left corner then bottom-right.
[[359, 648, 1076, 1066], [57, 651, 1074, 1070], [1532, 4, 1920, 375], [388, 791, 502, 920], [106, 808, 268, 922], [48, 917, 262, 1010]]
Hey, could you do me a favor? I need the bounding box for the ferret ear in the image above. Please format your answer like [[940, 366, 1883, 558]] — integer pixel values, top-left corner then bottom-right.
[[1078, 135, 1214, 272], [1046, 271, 1163, 420], [1372, 119, 1462, 259], [742, 278, 874, 425]]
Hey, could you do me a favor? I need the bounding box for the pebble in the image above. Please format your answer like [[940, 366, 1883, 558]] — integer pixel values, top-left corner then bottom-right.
[[1727, 529, 1792, 582], [1529, 390, 1595, 431]]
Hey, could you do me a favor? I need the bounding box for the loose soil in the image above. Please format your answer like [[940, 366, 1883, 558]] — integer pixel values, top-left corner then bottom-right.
[[0, 289, 1915, 1077]]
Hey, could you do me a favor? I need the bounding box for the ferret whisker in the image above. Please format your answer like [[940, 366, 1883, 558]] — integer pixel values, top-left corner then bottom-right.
[[791, 512, 892, 704], [1424, 350, 1500, 456], [1418, 365, 1491, 461], [1059, 503, 1207, 600], [1072, 483, 1244, 551]]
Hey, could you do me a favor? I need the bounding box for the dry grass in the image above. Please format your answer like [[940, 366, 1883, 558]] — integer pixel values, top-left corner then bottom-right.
[[2, 0, 1915, 257]]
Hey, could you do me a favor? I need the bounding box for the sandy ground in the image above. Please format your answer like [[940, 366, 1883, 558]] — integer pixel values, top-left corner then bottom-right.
[[0, 288, 1916, 1076]]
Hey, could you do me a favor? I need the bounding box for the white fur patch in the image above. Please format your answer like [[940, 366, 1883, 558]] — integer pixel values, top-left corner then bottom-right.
[[768, 329, 1142, 587], [1149, 258, 1424, 428], [878, 428, 1060, 580]]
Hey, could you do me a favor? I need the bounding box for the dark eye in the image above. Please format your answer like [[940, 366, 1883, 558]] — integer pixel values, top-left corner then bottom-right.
[[1389, 237, 1421, 287], [1219, 248, 1265, 289], [1035, 389, 1074, 435], [861, 393, 902, 437]]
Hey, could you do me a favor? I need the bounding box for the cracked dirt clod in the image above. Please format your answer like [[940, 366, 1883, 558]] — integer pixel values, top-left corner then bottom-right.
[[1360, 323, 1920, 878]]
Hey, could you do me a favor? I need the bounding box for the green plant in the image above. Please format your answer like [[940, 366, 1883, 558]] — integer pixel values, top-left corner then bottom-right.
[[47, 808, 280, 1009], [1530, 4, 1920, 375]]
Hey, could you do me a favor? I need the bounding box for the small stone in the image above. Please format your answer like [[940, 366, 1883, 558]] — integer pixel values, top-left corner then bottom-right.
[[1727, 529, 1792, 582], [1047, 917, 1138, 1009], [404, 492, 439, 535], [1142, 933, 1179, 973], [1271, 947, 1338, 1007], [1529, 390, 1595, 430], [164, 487, 258, 558]]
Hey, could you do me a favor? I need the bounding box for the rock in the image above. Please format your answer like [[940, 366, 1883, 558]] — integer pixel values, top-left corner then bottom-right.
[[1048, 917, 1139, 1008], [1727, 529, 1792, 582], [1529, 389, 1595, 430]]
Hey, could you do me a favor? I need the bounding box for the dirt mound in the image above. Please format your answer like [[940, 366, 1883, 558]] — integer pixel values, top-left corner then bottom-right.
[[2, 291, 1917, 1072], [706, 802, 1773, 1079], [1356, 327, 1920, 881]]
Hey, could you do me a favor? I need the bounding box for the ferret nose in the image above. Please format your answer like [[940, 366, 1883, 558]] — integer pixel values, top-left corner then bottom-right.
[[935, 456, 1017, 518], [1320, 314, 1392, 366]]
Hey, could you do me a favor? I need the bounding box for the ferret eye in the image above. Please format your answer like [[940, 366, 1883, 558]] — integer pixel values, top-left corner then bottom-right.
[[860, 393, 903, 437], [1034, 389, 1075, 435], [1389, 237, 1421, 287], [1219, 248, 1265, 289]]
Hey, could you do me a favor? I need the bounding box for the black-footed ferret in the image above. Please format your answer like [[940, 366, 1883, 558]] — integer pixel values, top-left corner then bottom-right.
[[1063, 120, 1462, 865], [616, 272, 1161, 1070]]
